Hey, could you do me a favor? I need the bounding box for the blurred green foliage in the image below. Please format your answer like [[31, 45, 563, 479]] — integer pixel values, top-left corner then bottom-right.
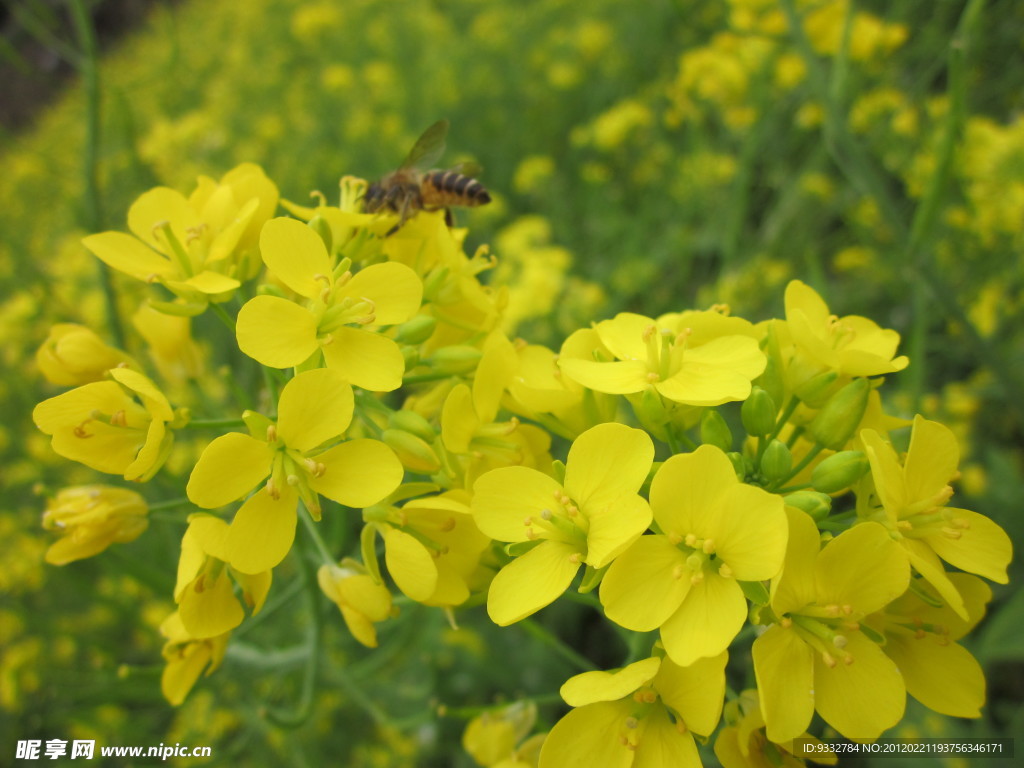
[[2, 0, 1022, 765]]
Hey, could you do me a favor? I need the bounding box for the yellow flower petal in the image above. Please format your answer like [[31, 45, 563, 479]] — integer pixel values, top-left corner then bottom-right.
[[885, 634, 984, 718], [771, 507, 820, 616], [903, 416, 959, 503], [384, 527, 438, 602], [177, 270, 241, 295], [706, 483, 786, 581], [593, 312, 653, 360], [123, 417, 168, 481], [322, 326, 405, 391], [600, 535, 689, 631], [309, 438, 403, 508], [753, 625, 816, 744], [654, 652, 727, 737], [585, 493, 651, 569], [82, 231, 174, 281], [813, 632, 905, 741], [473, 333, 518, 422], [127, 186, 198, 249], [187, 432, 272, 508], [259, 216, 333, 298], [560, 657, 662, 707], [815, 523, 909, 614], [564, 423, 653, 508], [441, 384, 481, 454], [472, 466, 563, 542], [236, 295, 319, 368], [224, 488, 298, 574], [487, 540, 580, 626], [179, 570, 244, 639], [538, 701, 635, 768], [631, 703, 702, 768], [923, 507, 1012, 584], [276, 368, 354, 451], [649, 446, 736, 535], [860, 428, 906, 519], [660, 574, 747, 666], [902, 539, 967, 620], [336, 262, 423, 326], [557, 358, 649, 394]]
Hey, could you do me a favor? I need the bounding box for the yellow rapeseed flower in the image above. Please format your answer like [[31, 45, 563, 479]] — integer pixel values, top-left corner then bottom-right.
[[558, 309, 765, 406], [860, 415, 1011, 618], [601, 445, 786, 666], [41, 485, 148, 565], [236, 217, 422, 391], [539, 652, 726, 768], [753, 511, 909, 743], [186, 367, 403, 573], [472, 422, 653, 626], [33, 368, 182, 482]]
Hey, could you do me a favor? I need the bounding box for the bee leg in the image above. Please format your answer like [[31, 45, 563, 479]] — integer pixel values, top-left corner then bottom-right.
[[444, 208, 454, 227]]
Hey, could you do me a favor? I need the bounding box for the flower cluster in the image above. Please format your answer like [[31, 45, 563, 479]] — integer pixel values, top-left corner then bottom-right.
[[33, 163, 1011, 767]]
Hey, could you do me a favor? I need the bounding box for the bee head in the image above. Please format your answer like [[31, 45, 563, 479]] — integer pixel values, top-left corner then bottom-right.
[[364, 181, 385, 212]]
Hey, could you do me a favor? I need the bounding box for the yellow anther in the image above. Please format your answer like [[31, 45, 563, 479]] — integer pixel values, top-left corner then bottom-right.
[[568, 552, 581, 564], [440, 517, 456, 532], [110, 410, 127, 427], [642, 325, 657, 342], [718, 562, 733, 579], [540, 508, 553, 520], [702, 538, 715, 554], [266, 424, 278, 443]]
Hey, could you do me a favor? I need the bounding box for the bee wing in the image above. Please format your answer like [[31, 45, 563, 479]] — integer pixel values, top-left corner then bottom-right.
[[400, 119, 449, 171], [448, 160, 483, 178]]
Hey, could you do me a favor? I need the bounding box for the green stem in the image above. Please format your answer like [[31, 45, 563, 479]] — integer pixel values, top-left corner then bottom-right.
[[183, 418, 246, 429], [767, 396, 799, 443], [520, 617, 597, 672], [770, 443, 824, 489], [210, 301, 236, 331], [147, 497, 192, 512], [265, 514, 323, 728], [904, 0, 983, 413], [68, 0, 126, 349], [300, 506, 337, 565]]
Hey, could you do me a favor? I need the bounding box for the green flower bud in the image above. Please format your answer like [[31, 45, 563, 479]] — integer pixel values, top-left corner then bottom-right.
[[760, 439, 792, 483], [795, 370, 839, 408], [700, 409, 733, 452], [727, 451, 747, 481], [741, 386, 777, 438], [381, 429, 441, 473], [429, 345, 482, 375], [148, 298, 206, 317], [811, 450, 869, 493], [402, 346, 420, 370], [388, 409, 436, 442], [808, 378, 870, 449], [633, 389, 669, 431], [394, 314, 438, 345], [757, 354, 785, 415], [422, 266, 450, 302], [309, 214, 333, 253], [784, 490, 832, 521]]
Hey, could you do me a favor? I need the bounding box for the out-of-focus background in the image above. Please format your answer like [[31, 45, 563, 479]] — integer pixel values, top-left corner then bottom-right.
[[2, 0, 1021, 765]]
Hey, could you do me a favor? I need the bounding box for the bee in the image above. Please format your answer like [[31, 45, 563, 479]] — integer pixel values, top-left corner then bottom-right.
[[364, 119, 491, 233]]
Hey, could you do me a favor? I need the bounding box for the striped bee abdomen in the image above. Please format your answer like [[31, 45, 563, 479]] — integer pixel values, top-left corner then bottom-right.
[[422, 170, 491, 208]]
